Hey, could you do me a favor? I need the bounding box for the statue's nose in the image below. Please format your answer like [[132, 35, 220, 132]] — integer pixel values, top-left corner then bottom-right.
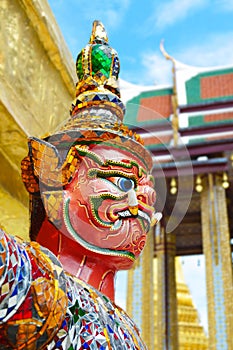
[[127, 189, 138, 216]]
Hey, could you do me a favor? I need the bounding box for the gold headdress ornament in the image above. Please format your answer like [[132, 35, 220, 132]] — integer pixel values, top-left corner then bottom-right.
[[21, 21, 153, 194]]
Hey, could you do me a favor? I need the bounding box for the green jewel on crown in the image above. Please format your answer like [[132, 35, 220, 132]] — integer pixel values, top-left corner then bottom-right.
[[75, 20, 120, 91], [91, 44, 113, 78]]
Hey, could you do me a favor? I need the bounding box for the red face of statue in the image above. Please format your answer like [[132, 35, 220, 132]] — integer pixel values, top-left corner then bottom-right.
[[60, 142, 156, 269]]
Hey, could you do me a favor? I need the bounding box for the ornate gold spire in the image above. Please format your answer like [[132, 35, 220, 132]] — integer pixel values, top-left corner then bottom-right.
[[154, 258, 208, 349]]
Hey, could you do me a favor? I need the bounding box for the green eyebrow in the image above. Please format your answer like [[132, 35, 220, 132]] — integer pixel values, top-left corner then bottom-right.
[[104, 159, 146, 177]]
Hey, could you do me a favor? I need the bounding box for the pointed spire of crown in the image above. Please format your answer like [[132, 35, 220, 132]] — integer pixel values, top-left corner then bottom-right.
[[72, 20, 122, 116], [89, 20, 108, 44], [49, 21, 146, 151]]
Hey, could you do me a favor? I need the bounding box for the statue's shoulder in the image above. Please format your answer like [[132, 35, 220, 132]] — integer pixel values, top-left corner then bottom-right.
[[0, 233, 69, 349]]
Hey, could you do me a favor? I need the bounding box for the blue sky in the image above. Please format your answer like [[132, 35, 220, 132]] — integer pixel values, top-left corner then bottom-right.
[[48, 0, 233, 86], [46, 0, 232, 334]]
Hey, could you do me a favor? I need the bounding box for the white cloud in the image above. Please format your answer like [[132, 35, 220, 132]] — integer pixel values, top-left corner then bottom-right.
[[141, 51, 174, 85], [141, 31, 233, 86], [176, 31, 233, 67], [148, 0, 208, 30]]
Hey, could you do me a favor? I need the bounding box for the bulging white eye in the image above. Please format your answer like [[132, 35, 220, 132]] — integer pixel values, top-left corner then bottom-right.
[[115, 177, 134, 192]]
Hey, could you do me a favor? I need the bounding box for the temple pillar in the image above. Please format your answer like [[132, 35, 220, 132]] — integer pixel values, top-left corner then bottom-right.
[[201, 173, 233, 349], [156, 223, 179, 349], [126, 229, 154, 350]]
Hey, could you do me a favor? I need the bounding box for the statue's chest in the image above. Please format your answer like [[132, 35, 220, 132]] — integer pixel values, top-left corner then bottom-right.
[[46, 277, 147, 350]]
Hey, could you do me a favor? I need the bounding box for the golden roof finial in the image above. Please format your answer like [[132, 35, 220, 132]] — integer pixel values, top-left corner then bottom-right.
[[160, 39, 173, 62], [160, 40, 179, 147]]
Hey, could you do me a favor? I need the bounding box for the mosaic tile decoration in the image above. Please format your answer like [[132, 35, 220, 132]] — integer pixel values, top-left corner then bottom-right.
[[0, 231, 147, 349]]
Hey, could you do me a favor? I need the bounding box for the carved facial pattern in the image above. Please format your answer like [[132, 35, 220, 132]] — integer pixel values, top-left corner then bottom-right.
[[61, 142, 156, 265]]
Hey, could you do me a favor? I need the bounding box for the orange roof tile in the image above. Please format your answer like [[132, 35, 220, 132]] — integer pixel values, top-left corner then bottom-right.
[[143, 134, 173, 146], [201, 73, 233, 99], [204, 111, 233, 123], [137, 95, 172, 122]]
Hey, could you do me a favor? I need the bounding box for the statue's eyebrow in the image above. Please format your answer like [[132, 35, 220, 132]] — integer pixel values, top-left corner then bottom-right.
[[74, 145, 148, 178], [103, 159, 147, 178]]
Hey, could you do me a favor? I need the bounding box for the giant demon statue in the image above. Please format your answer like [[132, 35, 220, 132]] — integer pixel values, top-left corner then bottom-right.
[[0, 21, 161, 349]]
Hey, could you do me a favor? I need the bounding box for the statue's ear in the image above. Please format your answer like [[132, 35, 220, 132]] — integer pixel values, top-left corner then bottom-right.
[[28, 137, 81, 188], [28, 137, 62, 188], [21, 155, 40, 194]]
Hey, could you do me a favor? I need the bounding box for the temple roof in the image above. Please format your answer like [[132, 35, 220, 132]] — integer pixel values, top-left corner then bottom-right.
[[123, 58, 233, 255]]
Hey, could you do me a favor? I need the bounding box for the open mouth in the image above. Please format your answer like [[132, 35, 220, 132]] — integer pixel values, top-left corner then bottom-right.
[[111, 208, 151, 232], [89, 194, 154, 232]]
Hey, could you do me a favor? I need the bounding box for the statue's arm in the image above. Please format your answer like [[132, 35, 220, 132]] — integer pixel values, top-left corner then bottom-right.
[[0, 229, 68, 349], [0, 229, 32, 323]]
